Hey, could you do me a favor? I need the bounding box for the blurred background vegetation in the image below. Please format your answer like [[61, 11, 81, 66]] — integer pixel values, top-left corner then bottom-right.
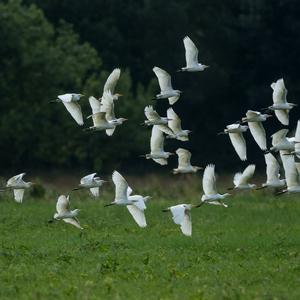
[[1, 0, 300, 177]]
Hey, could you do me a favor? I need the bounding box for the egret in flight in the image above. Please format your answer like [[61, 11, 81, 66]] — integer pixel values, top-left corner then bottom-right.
[[241, 110, 270, 150], [173, 148, 202, 174], [178, 36, 209, 72], [162, 204, 201, 236], [167, 108, 191, 141], [229, 165, 256, 190], [105, 171, 150, 228], [219, 123, 248, 161], [73, 173, 106, 197], [153, 66, 182, 105], [4, 173, 34, 203], [51, 93, 84, 125], [52, 195, 82, 229], [141, 125, 174, 165], [292, 120, 300, 158], [201, 164, 230, 207], [257, 152, 286, 189], [264, 78, 296, 125]]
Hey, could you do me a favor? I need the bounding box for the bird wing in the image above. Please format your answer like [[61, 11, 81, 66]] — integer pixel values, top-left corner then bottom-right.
[[80, 173, 97, 185], [239, 164, 256, 185], [272, 78, 287, 104], [168, 95, 180, 105], [203, 164, 217, 195], [233, 173, 243, 186], [13, 189, 24, 203], [126, 204, 147, 228], [248, 122, 267, 150], [63, 218, 83, 229], [151, 125, 165, 153], [92, 112, 107, 127], [226, 123, 240, 130], [127, 186, 133, 197], [295, 120, 300, 142], [274, 110, 289, 126], [7, 173, 26, 186], [103, 68, 121, 94], [280, 151, 299, 188], [62, 102, 84, 126], [167, 108, 182, 134], [90, 187, 99, 197], [144, 105, 161, 121], [56, 195, 70, 214], [264, 152, 280, 182], [106, 128, 116, 136], [170, 205, 185, 225], [183, 36, 198, 67], [228, 132, 247, 161], [153, 66, 172, 93], [88, 96, 102, 114], [271, 129, 289, 146], [58, 94, 72, 102], [153, 158, 168, 165], [156, 125, 175, 136], [246, 110, 260, 118], [112, 171, 128, 201], [100, 91, 115, 120], [181, 209, 192, 236], [176, 148, 191, 168]]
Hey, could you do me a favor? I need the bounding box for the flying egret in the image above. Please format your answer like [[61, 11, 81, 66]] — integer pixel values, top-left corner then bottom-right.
[[73, 173, 106, 197], [219, 123, 248, 161], [173, 148, 202, 174], [51, 93, 84, 125], [291, 120, 300, 159], [102, 68, 123, 100], [162, 204, 201, 236], [270, 129, 294, 152], [257, 152, 286, 189], [178, 36, 209, 72], [4, 173, 34, 203], [105, 171, 150, 228], [229, 164, 256, 190], [52, 195, 82, 229], [264, 78, 296, 125], [167, 108, 191, 141], [278, 151, 300, 194], [141, 125, 174, 165], [241, 110, 270, 150], [153, 66, 182, 105], [143, 105, 169, 126], [201, 164, 230, 206]]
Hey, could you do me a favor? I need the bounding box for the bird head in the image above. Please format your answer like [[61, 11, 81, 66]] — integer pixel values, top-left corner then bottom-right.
[[117, 118, 128, 124], [194, 166, 203, 171], [72, 209, 80, 216], [202, 65, 210, 69], [144, 196, 152, 202], [167, 152, 175, 157], [223, 193, 231, 198], [115, 93, 123, 98]]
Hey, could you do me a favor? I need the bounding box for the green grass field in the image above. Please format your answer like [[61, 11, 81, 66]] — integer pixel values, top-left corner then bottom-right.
[[1, 188, 300, 300]]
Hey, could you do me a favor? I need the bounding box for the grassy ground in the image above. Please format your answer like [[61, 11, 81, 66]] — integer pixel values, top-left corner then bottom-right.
[[1, 187, 300, 300]]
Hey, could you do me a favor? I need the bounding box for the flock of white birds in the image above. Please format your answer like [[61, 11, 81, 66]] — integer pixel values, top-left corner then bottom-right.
[[2, 36, 300, 236]]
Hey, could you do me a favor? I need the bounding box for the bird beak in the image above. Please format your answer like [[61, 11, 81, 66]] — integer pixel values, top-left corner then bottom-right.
[[139, 155, 146, 158], [193, 202, 204, 208], [267, 114, 273, 118], [162, 208, 169, 212], [104, 203, 115, 207]]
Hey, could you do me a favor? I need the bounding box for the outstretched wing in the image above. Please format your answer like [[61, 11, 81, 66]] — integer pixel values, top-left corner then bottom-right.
[[183, 36, 198, 67], [203, 164, 217, 195], [7, 173, 26, 186], [153, 66, 173, 93], [271, 129, 289, 146], [103, 68, 121, 94], [239, 164, 256, 185], [264, 152, 280, 182], [274, 110, 289, 126], [63, 218, 83, 229], [248, 122, 267, 150], [167, 108, 182, 134], [112, 171, 128, 201], [272, 78, 287, 104], [88, 96, 102, 115], [62, 102, 84, 125], [228, 132, 247, 161], [280, 151, 299, 188], [13, 189, 25, 203], [176, 148, 191, 168], [56, 195, 70, 214], [80, 173, 96, 185], [144, 105, 161, 121], [150, 125, 165, 153]]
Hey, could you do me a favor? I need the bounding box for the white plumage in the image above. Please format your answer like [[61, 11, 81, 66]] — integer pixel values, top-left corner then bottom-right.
[[232, 165, 256, 190], [143, 105, 169, 126], [270, 129, 294, 152], [167, 108, 191, 141], [102, 68, 122, 100], [6, 173, 33, 203], [173, 148, 201, 174]]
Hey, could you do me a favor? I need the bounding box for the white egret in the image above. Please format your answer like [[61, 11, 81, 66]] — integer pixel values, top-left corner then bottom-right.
[[229, 164, 256, 190], [143, 105, 169, 126], [73, 173, 106, 197], [4, 173, 34, 203], [153, 66, 182, 105], [257, 152, 285, 189], [178, 36, 209, 72], [51, 93, 84, 125], [141, 125, 174, 165], [278, 151, 300, 194], [270, 129, 294, 152], [241, 110, 270, 150], [163, 204, 201, 236], [167, 108, 191, 141], [105, 171, 150, 228], [291, 120, 300, 158], [265, 78, 296, 125], [219, 123, 248, 161], [52, 195, 82, 229], [201, 164, 230, 206], [173, 148, 202, 174], [102, 68, 123, 100]]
